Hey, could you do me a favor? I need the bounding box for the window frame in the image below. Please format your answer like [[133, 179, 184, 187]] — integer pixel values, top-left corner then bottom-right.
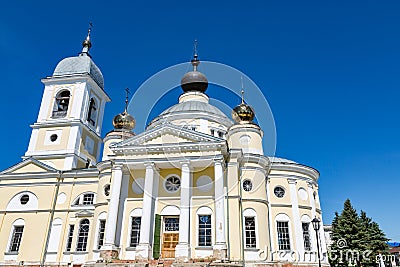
[[244, 216, 257, 248], [8, 226, 24, 252], [277, 221, 291, 251], [198, 214, 212, 247], [72, 192, 96, 206], [129, 216, 141, 248], [76, 219, 90, 252], [97, 219, 106, 250], [65, 224, 75, 252], [302, 222, 312, 251], [87, 98, 98, 126]]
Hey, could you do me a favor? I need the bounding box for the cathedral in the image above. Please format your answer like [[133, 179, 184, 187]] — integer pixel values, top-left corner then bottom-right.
[[0, 30, 329, 267]]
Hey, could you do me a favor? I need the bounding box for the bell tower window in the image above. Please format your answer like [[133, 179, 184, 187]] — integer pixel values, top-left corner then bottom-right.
[[87, 98, 97, 126], [52, 90, 70, 118]]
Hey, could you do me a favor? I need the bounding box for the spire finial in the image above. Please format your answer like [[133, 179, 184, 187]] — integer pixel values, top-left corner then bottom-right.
[[240, 76, 245, 104], [81, 22, 93, 54], [191, 39, 200, 71], [124, 87, 130, 112]]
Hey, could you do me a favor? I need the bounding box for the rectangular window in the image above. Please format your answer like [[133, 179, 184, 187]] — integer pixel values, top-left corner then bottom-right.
[[164, 217, 179, 232], [277, 221, 291, 250], [302, 222, 311, 251], [9, 226, 24, 252], [245, 217, 257, 248], [97, 220, 106, 249], [66, 225, 74, 251], [210, 129, 215, 136], [130, 217, 141, 247], [198, 215, 212, 247], [82, 193, 94, 205]]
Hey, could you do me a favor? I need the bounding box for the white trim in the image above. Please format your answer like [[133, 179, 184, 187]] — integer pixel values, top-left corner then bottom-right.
[[47, 218, 63, 253], [160, 205, 180, 216], [6, 191, 39, 211]]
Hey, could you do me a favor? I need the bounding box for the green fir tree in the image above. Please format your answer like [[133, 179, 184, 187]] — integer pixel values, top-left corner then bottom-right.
[[329, 199, 388, 267]]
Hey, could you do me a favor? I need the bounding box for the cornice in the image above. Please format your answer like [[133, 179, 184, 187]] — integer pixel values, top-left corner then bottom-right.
[[112, 141, 228, 156], [41, 74, 111, 102], [270, 162, 319, 181], [241, 153, 270, 169]]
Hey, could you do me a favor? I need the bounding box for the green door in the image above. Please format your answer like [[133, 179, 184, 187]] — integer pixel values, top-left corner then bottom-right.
[[153, 214, 161, 259]]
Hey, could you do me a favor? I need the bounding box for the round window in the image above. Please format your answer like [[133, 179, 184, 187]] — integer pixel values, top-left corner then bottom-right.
[[50, 134, 58, 142], [274, 186, 285, 198], [165, 176, 181, 192], [104, 184, 111, 196], [20, 194, 30, 205], [243, 179, 253, 192]]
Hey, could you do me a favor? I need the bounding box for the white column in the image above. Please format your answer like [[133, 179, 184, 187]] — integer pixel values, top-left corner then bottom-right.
[[175, 161, 192, 261], [102, 165, 123, 250], [288, 178, 304, 260], [136, 163, 158, 260], [213, 159, 227, 259]]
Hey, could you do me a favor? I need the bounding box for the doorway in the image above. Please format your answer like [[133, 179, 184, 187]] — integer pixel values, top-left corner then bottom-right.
[[161, 217, 179, 258]]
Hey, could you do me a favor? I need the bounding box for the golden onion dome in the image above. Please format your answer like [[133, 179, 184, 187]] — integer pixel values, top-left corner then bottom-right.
[[113, 111, 135, 131], [113, 88, 135, 131], [232, 90, 255, 123]]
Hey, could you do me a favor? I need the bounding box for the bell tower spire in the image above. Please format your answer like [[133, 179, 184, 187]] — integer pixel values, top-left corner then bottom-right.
[[81, 22, 92, 55]]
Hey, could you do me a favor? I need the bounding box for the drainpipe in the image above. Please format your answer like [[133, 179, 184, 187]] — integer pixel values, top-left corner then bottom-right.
[[224, 159, 230, 261], [40, 170, 63, 267], [265, 168, 273, 262], [238, 161, 245, 267]]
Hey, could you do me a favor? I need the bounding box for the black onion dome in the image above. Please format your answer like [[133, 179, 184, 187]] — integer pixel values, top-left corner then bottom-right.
[[180, 55, 208, 93]]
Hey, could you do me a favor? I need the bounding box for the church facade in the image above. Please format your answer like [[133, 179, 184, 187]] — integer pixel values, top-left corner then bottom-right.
[[0, 32, 329, 267]]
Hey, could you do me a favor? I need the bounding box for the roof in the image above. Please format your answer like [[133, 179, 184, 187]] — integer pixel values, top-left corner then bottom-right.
[[160, 101, 227, 117], [53, 53, 104, 89], [148, 100, 233, 128], [268, 156, 297, 164]]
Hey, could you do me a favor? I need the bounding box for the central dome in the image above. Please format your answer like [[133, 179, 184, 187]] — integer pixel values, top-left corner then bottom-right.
[[147, 91, 233, 130]]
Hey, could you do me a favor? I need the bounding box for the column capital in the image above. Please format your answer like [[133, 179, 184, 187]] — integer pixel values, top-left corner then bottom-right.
[[213, 156, 225, 166], [144, 161, 158, 171], [180, 160, 191, 168], [307, 181, 314, 189], [112, 164, 123, 171], [288, 178, 297, 185]]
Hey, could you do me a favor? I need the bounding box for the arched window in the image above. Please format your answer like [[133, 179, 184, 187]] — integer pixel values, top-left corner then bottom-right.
[[276, 213, 291, 251], [52, 90, 70, 118], [73, 192, 95, 206], [243, 208, 257, 248], [76, 219, 90, 251], [197, 206, 213, 247], [8, 219, 25, 253], [87, 98, 97, 126]]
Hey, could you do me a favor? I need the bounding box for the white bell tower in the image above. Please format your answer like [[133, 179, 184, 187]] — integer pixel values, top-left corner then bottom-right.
[[24, 28, 110, 170]]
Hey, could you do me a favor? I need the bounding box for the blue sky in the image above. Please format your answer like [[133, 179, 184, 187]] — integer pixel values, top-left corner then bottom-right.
[[1, 1, 399, 240]]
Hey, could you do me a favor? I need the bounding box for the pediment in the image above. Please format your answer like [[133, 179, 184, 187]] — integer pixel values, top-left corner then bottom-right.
[[75, 209, 94, 218], [1, 157, 58, 174], [111, 123, 223, 148]]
